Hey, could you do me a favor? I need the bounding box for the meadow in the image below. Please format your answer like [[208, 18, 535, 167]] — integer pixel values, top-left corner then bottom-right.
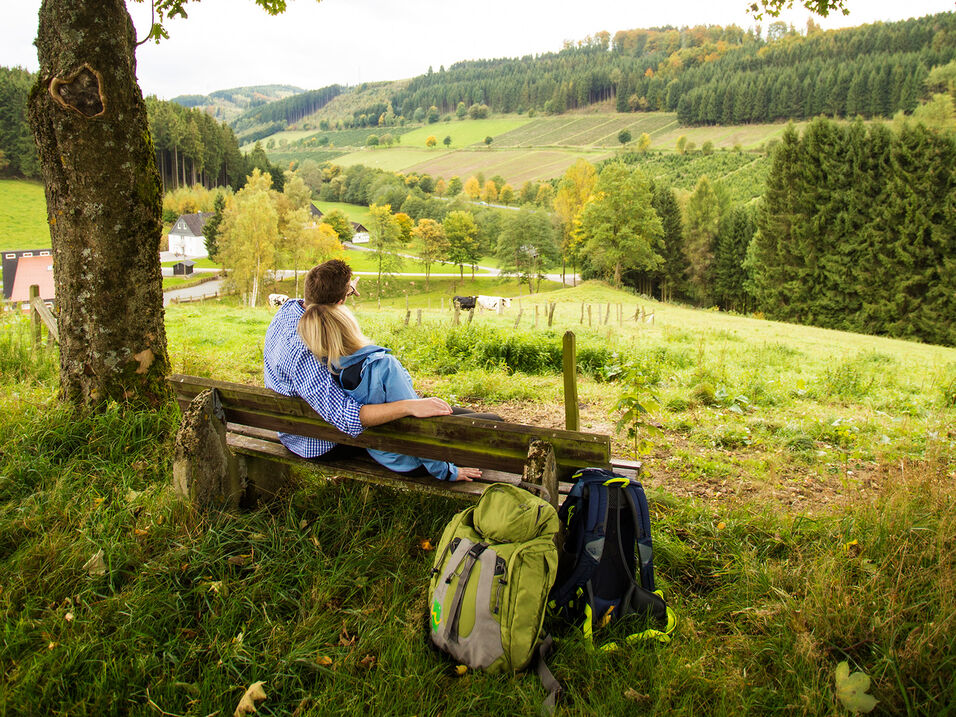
[[0, 179, 49, 251], [1, 279, 953, 715]]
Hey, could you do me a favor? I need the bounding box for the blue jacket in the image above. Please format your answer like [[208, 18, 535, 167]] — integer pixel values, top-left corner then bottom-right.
[[334, 345, 459, 481]]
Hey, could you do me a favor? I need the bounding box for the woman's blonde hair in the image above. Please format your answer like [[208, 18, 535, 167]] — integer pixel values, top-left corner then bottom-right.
[[297, 303, 370, 372]]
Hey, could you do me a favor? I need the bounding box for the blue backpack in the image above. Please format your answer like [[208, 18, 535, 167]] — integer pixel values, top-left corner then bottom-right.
[[548, 468, 676, 646]]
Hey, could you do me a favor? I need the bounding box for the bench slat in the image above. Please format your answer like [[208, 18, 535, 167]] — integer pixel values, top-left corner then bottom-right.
[[227, 432, 577, 499], [170, 374, 611, 479]]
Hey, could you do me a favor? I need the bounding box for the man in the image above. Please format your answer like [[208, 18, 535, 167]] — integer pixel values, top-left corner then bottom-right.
[[263, 259, 452, 459]]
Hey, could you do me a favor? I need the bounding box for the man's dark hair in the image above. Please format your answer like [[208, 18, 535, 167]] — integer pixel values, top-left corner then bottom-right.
[[304, 260, 352, 305]]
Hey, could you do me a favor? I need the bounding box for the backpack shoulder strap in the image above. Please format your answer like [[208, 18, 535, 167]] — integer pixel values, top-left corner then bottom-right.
[[622, 481, 656, 592], [549, 475, 610, 607]]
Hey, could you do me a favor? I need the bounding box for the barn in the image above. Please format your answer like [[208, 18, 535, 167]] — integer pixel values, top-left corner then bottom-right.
[[173, 260, 195, 276], [3, 249, 54, 301]]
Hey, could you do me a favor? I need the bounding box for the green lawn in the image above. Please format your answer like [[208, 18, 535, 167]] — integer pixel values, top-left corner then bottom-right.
[[1, 280, 954, 715], [0, 179, 49, 251]]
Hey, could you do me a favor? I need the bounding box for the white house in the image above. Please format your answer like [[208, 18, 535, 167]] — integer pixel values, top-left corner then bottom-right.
[[168, 212, 214, 257]]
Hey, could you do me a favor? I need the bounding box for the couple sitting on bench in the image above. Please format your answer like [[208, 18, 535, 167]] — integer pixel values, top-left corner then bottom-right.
[[263, 259, 501, 482]]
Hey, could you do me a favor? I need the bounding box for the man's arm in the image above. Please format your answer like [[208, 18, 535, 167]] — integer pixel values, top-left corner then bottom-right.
[[359, 397, 452, 427]]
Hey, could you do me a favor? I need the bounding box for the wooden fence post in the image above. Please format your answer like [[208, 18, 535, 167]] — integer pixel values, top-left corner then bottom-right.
[[416, 309, 422, 325], [580, 301, 585, 324], [548, 302, 556, 327], [604, 302, 611, 325], [30, 285, 41, 348], [467, 308, 475, 324], [563, 331, 580, 432], [513, 308, 524, 329], [453, 304, 460, 326], [534, 304, 539, 328], [587, 305, 592, 327]]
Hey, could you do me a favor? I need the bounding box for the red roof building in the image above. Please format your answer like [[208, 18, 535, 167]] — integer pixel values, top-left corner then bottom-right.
[[9, 254, 55, 302]]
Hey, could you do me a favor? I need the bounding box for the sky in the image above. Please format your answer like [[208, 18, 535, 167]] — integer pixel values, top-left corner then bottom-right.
[[2, 0, 954, 100]]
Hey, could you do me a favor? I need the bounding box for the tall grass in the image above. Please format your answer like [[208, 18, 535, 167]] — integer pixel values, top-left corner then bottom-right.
[[0, 397, 952, 714]]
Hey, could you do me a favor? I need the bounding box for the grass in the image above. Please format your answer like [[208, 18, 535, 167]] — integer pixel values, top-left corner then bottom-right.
[[1, 282, 954, 715], [0, 179, 49, 251], [397, 118, 533, 148]]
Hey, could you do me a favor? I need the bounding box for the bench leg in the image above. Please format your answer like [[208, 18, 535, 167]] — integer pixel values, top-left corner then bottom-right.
[[522, 439, 559, 510], [173, 388, 245, 509], [238, 454, 290, 507]]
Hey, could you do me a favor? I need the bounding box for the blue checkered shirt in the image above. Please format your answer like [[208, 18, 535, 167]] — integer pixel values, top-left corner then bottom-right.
[[263, 299, 364, 457]]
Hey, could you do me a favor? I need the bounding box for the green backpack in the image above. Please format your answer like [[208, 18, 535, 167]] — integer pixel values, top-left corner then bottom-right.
[[429, 483, 561, 696]]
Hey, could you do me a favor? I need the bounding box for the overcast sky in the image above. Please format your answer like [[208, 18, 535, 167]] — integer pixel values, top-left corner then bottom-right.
[[2, 0, 953, 99]]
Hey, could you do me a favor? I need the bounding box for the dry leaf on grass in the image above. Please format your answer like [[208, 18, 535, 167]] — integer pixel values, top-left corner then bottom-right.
[[83, 549, 106, 576], [359, 654, 377, 669], [339, 625, 356, 647], [234, 681, 267, 716], [625, 688, 650, 702], [316, 656, 333, 666]]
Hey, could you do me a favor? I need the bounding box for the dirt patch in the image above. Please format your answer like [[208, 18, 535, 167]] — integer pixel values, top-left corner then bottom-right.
[[461, 397, 897, 514]]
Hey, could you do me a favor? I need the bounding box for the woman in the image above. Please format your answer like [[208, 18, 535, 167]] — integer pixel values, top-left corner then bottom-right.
[[297, 298, 485, 482]]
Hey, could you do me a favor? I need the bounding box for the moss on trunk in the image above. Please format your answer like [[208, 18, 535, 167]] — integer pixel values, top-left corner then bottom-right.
[[27, 0, 170, 408]]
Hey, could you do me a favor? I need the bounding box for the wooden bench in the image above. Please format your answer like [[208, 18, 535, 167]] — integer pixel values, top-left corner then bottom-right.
[[169, 373, 639, 509]]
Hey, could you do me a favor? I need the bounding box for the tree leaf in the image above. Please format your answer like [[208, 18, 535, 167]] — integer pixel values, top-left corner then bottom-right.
[[835, 661, 878, 714], [83, 549, 106, 576], [234, 681, 267, 716]]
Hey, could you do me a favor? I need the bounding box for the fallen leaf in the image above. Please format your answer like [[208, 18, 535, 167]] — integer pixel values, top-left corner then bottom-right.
[[125, 489, 143, 503], [234, 681, 267, 716], [83, 550, 106, 576], [208, 581, 224, 595], [92, 497, 105, 508], [134, 528, 149, 536], [420, 539, 434, 551], [316, 656, 333, 666], [835, 661, 878, 714], [64, 612, 74, 623], [359, 654, 377, 669], [624, 688, 650, 702], [454, 665, 468, 676], [716, 522, 726, 530], [48, 641, 58, 650], [299, 519, 309, 530], [339, 625, 357, 647], [228, 555, 251, 567]]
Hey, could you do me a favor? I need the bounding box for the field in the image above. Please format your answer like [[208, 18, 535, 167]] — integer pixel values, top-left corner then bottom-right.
[[259, 113, 811, 187], [1, 279, 953, 715], [0, 179, 49, 251]]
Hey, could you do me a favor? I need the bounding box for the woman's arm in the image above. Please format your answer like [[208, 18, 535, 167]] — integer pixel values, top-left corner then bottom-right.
[[359, 397, 452, 427]]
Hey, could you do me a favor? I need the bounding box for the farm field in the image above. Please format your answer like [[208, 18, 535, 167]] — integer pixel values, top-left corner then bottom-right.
[[397, 117, 533, 148], [404, 148, 611, 185], [0, 179, 49, 251], [330, 147, 450, 172], [1, 279, 952, 715]]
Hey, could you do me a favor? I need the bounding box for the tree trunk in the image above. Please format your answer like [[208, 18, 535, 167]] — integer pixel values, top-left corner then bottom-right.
[[28, 0, 170, 408]]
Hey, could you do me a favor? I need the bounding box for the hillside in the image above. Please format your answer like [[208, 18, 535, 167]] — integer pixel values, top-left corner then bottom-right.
[[261, 112, 797, 200], [170, 84, 304, 124]]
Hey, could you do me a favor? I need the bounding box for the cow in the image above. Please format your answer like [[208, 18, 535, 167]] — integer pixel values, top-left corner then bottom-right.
[[453, 295, 476, 310], [268, 293, 289, 308], [476, 295, 512, 312]]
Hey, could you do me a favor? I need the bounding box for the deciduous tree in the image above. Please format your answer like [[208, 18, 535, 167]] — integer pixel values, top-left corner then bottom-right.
[[574, 163, 662, 287], [26, 0, 303, 407], [553, 158, 597, 285], [443, 210, 480, 279], [367, 203, 403, 295], [412, 218, 449, 289], [220, 169, 279, 307]]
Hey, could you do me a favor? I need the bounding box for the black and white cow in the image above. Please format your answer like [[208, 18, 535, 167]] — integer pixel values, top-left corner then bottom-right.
[[453, 295, 477, 310]]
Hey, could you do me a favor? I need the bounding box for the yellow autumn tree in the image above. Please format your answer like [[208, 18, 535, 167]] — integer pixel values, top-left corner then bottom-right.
[[463, 176, 481, 199], [220, 168, 278, 307]]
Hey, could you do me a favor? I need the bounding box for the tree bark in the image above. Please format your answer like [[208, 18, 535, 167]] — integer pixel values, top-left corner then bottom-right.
[[28, 0, 170, 408]]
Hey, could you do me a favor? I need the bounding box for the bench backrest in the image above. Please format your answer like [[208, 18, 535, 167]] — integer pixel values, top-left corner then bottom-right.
[[169, 374, 611, 480]]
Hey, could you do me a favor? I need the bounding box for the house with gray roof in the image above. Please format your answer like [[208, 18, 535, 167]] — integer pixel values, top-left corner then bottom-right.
[[168, 212, 214, 257]]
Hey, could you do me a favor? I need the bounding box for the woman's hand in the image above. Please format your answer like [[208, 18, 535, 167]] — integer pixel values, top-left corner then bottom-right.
[[407, 397, 452, 417], [456, 467, 482, 482]]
